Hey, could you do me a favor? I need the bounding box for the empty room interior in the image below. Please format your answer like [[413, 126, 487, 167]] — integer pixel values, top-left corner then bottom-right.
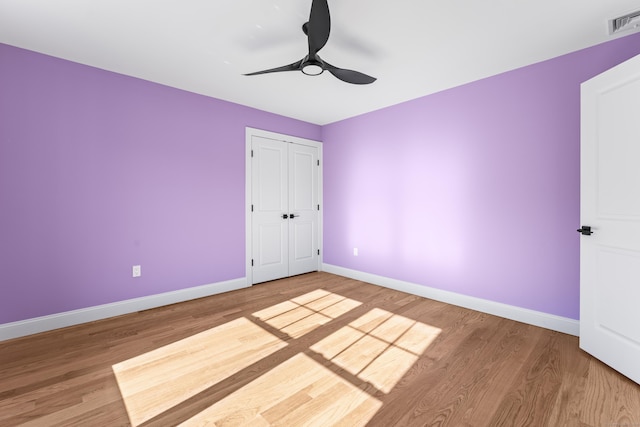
[[2, 1, 640, 425]]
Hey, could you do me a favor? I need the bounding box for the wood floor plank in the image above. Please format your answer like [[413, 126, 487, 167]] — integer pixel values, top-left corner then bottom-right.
[[1, 272, 639, 426], [488, 331, 567, 426], [579, 358, 640, 426]]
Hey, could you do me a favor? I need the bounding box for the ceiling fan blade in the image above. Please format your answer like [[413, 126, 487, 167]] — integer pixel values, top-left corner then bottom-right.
[[244, 60, 303, 76], [307, 0, 330, 54], [325, 63, 376, 84]]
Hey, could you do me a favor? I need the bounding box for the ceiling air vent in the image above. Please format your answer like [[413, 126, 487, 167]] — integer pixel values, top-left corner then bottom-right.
[[609, 10, 640, 35]]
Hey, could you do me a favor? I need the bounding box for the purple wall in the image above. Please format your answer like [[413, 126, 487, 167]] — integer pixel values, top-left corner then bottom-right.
[[322, 32, 640, 320], [0, 44, 320, 324], [3, 33, 640, 327]]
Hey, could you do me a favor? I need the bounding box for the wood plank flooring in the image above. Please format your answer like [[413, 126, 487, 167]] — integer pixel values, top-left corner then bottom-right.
[[1, 272, 639, 426]]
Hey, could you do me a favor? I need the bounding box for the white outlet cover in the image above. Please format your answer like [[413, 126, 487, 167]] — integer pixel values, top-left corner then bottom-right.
[[132, 265, 141, 277]]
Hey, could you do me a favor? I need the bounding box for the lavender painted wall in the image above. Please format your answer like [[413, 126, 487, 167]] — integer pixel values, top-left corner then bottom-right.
[[3, 32, 640, 327], [0, 44, 320, 324], [322, 32, 640, 320]]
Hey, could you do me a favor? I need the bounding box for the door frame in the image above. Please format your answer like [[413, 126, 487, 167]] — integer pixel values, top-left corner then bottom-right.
[[245, 127, 323, 285]]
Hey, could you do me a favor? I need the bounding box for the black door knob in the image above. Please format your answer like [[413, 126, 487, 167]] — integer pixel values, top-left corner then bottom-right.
[[577, 226, 593, 236], [282, 214, 288, 219]]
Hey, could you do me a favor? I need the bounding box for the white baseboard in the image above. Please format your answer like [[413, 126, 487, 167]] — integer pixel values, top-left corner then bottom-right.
[[2, 269, 579, 342], [322, 264, 579, 336], [0, 278, 248, 342]]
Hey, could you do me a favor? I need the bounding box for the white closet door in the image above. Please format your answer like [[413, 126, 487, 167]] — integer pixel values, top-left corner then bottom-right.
[[251, 136, 289, 284], [250, 133, 320, 284], [288, 142, 319, 276]]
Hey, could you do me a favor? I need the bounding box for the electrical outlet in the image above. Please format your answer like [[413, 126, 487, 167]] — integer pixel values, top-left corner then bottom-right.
[[353, 248, 358, 256], [132, 265, 141, 278]]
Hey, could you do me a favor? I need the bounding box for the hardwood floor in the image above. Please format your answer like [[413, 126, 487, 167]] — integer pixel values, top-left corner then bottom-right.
[[1, 272, 639, 426]]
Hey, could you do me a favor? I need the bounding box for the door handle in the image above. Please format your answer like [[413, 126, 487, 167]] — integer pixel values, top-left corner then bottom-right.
[[577, 225, 593, 236], [282, 214, 288, 219], [289, 214, 300, 219]]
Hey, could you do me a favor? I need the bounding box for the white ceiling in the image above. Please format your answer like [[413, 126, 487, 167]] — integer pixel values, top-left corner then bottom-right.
[[1, 0, 639, 125]]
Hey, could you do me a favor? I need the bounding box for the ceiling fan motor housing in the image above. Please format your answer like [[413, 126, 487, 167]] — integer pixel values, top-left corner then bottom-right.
[[302, 56, 325, 76]]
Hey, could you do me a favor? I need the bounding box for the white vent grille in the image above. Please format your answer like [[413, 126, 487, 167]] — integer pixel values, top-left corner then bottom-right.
[[609, 10, 640, 35]]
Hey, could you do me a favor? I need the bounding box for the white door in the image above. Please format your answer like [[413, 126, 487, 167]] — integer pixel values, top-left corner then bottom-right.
[[580, 53, 640, 385], [288, 142, 320, 276], [251, 136, 289, 284], [249, 131, 320, 284]]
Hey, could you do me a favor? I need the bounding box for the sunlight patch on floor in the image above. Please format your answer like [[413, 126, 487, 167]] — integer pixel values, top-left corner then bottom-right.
[[112, 318, 287, 426], [311, 308, 442, 393], [253, 289, 362, 338], [178, 353, 382, 427], [112, 290, 440, 426]]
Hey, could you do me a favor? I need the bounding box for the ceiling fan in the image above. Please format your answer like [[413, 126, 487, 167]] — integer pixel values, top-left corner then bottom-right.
[[244, 0, 376, 85]]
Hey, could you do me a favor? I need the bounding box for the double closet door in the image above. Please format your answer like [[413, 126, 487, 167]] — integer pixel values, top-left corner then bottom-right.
[[250, 132, 320, 284]]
